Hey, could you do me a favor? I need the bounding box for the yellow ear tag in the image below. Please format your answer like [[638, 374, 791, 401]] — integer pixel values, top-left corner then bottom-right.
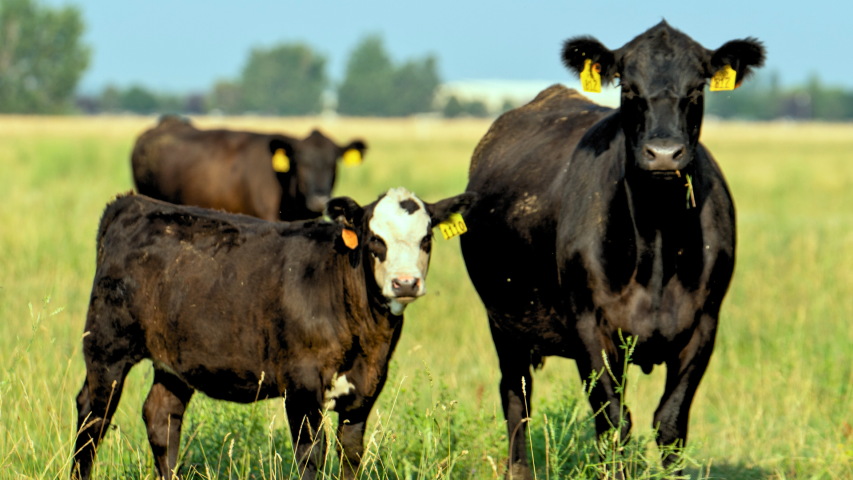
[[580, 58, 601, 93], [342, 149, 362, 167], [342, 229, 358, 249], [710, 64, 737, 91], [272, 149, 290, 172], [438, 213, 468, 241]]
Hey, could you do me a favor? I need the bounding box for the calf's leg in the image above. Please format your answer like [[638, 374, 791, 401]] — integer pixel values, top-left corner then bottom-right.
[[287, 398, 326, 480], [490, 323, 534, 480], [71, 361, 132, 480], [336, 416, 366, 479], [653, 313, 716, 472], [142, 368, 195, 479]]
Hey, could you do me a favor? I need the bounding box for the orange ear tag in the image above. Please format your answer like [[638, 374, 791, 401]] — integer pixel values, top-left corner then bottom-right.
[[342, 229, 358, 249]]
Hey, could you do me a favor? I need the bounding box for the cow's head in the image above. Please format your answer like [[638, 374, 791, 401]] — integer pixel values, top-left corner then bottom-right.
[[562, 21, 764, 174], [294, 130, 367, 215], [326, 187, 476, 315]]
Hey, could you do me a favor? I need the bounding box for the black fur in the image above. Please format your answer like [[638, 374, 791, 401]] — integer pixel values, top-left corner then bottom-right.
[[462, 21, 763, 478]]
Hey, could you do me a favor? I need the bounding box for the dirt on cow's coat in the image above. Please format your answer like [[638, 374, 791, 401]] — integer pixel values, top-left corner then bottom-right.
[[1, 116, 852, 479]]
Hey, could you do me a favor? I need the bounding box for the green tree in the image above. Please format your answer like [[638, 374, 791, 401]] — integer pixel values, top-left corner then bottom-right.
[[389, 56, 440, 116], [465, 99, 488, 117], [120, 85, 158, 114], [337, 35, 394, 116], [98, 85, 121, 112], [0, 0, 90, 113], [208, 80, 244, 114], [443, 95, 464, 118], [338, 35, 440, 116], [240, 43, 326, 115]]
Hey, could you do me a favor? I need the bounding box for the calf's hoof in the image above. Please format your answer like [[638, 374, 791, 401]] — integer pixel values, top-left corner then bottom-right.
[[506, 462, 533, 480]]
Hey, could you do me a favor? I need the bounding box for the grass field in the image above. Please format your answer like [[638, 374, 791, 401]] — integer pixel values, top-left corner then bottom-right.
[[1, 115, 852, 479]]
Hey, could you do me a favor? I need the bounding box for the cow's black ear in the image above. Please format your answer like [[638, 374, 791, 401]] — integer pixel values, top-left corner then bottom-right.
[[561, 36, 618, 84], [325, 196, 363, 228], [269, 138, 296, 159], [710, 38, 765, 86], [341, 140, 367, 155], [339, 139, 367, 163], [426, 192, 477, 225]]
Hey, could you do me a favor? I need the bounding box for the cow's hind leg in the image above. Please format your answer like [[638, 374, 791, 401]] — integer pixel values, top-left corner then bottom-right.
[[491, 321, 534, 480], [653, 313, 716, 473], [142, 368, 195, 479], [71, 360, 132, 480]]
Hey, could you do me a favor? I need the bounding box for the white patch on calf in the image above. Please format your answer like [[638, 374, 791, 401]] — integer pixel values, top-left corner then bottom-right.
[[369, 188, 432, 313], [324, 373, 355, 411]]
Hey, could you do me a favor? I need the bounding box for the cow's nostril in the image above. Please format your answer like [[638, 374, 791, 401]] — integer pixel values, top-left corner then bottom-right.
[[644, 146, 656, 159], [673, 147, 684, 160]]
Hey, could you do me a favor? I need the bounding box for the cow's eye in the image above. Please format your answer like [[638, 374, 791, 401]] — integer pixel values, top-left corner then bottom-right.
[[420, 235, 432, 252], [369, 236, 387, 260]]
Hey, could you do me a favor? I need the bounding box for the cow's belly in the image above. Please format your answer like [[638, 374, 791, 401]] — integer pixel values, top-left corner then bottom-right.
[[152, 358, 282, 403], [596, 278, 707, 366]]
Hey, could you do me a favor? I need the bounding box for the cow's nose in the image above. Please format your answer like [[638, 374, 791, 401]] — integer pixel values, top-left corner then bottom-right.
[[307, 195, 330, 212], [391, 276, 420, 298], [643, 143, 685, 170]]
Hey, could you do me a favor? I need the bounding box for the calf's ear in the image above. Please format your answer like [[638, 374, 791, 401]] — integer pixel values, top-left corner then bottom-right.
[[710, 38, 765, 86], [562, 36, 618, 84], [325, 196, 364, 229], [426, 192, 477, 225], [269, 138, 296, 159]]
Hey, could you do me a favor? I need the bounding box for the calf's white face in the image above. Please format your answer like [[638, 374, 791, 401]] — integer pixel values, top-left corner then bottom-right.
[[367, 188, 432, 315]]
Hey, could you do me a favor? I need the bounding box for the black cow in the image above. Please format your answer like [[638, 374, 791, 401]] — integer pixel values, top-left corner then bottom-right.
[[71, 188, 475, 480], [131, 116, 367, 221], [461, 21, 764, 477]]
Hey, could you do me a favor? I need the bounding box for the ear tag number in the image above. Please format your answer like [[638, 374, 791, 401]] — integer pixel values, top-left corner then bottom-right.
[[272, 149, 290, 172], [580, 59, 601, 93], [710, 65, 737, 91], [439, 213, 468, 240], [342, 229, 358, 249], [342, 149, 362, 167]]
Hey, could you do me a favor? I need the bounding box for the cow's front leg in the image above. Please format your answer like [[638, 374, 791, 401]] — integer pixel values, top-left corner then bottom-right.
[[575, 311, 632, 475], [287, 396, 326, 480], [336, 415, 367, 479], [653, 312, 716, 473]]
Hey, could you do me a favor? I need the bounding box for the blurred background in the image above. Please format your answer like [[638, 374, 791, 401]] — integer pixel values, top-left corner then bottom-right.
[[3, 1, 853, 479], [2, 0, 852, 120]]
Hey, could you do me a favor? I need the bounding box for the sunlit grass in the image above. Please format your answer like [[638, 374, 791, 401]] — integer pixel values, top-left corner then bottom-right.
[[1, 116, 852, 479]]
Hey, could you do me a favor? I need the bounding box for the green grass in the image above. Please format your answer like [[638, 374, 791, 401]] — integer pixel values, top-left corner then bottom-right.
[[1, 116, 852, 479]]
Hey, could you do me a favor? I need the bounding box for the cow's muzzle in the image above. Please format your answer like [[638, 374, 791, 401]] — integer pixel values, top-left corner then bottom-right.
[[640, 141, 689, 172], [391, 276, 422, 303], [307, 195, 330, 213]]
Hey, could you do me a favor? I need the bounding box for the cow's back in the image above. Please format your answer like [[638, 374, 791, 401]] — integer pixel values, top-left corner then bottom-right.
[[89, 194, 352, 400], [461, 85, 612, 350], [131, 121, 285, 221]]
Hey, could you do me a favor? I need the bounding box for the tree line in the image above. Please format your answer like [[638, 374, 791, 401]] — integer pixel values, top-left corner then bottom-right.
[[5, 0, 853, 120]]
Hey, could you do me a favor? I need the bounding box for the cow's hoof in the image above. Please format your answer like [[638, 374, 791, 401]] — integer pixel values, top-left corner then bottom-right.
[[506, 462, 533, 480]]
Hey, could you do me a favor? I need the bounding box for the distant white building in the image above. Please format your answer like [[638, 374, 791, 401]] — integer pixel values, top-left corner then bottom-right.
[[436, 79, 621, 113]]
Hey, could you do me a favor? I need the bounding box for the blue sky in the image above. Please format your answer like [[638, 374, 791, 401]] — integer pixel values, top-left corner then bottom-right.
[[45, 0, 851, 93]]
